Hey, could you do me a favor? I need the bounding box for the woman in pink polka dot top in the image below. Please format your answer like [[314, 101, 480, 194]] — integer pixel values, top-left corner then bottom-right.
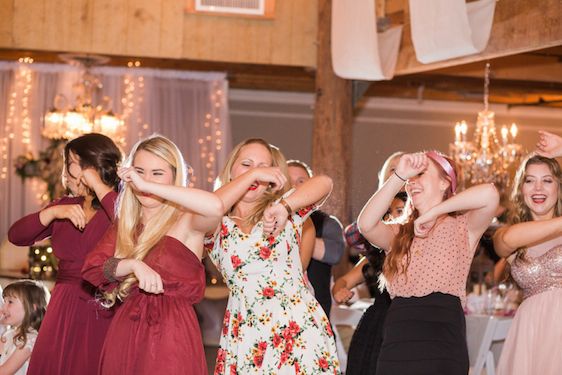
[[357, 151, 499, 375]]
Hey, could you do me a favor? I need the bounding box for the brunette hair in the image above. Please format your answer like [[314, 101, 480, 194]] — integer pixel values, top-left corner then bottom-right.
[[64, 133, 122, 208], [287, 160, 313, 178]]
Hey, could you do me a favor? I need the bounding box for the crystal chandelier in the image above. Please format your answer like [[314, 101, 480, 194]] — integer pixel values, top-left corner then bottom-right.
[[449, 63, 523, 195], [43, 54, 125, 145]]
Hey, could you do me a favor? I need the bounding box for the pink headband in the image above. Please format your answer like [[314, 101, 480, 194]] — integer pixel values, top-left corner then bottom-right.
[[426, 151, 457, 194]]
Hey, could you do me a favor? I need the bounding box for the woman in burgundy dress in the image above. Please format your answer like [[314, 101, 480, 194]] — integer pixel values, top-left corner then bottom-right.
[[8, 133, 122, 375], [82, 135, 223, 375]]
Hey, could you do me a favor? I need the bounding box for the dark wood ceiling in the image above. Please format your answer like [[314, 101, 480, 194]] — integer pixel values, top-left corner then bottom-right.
[[1, 45, 561, 108]]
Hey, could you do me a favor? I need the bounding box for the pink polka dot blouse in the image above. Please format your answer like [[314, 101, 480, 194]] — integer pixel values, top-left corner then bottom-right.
[[385, 213, 474, 306]]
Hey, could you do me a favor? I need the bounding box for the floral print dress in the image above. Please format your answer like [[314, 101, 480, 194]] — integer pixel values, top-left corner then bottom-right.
[[206, 206, 341, 374]]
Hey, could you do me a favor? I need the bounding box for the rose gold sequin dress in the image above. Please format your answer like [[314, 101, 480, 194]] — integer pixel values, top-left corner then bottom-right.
[[496, 238, 562, 375]]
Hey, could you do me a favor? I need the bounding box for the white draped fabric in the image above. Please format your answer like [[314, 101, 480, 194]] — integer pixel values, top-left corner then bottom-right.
[[0, 62, 231, 239], [332, 0, 402, 80], [408, 0, 496, 64], [331, 0, 496, 80]]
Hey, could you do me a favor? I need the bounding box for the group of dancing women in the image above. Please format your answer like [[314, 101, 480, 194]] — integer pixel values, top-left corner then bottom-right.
[[4, 128, 562, 375]]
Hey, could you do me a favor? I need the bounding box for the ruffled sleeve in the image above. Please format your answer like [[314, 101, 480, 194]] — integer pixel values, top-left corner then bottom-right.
[[23, 329, 38, 351], [204, 220, 228, 273]]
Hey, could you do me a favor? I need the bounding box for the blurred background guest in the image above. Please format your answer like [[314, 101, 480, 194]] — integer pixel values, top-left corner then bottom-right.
[[287, 160, 345, 316]]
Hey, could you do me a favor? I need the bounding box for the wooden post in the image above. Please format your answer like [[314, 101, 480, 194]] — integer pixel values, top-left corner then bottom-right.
[[312, 0, 353, 275]]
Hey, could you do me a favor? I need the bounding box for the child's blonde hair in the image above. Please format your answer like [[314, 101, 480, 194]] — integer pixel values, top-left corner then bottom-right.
[[2, 280, 50, 348]]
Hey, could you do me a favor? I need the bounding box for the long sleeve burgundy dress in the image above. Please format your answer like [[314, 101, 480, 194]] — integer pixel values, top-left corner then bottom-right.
[[8, 192, 117, 375]]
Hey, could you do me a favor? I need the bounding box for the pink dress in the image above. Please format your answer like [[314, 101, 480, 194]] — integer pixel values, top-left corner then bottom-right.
[[8, 192, 117, 375], [496, 237, 562, 375]]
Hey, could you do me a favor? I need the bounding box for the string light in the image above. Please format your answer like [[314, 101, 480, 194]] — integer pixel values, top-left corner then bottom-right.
[[20, 61, 33, 149], [121, 61, 148, 146], [197, 81, 226, 187], [1, 57, 34, 180]]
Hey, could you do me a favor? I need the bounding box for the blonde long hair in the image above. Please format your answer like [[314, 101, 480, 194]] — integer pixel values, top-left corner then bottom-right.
[[216, 138, 290, 226], [508, 154, 562, 260], [106, 135, 187, 305], [383, 153, 459, 281]]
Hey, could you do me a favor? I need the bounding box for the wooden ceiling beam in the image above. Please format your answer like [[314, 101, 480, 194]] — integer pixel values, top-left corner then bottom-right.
[[432, 48, 562, 84], [1, 47, 561, 105]]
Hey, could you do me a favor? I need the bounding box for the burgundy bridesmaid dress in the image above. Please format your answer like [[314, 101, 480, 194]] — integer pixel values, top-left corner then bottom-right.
[[8, 192, 117, 375], [82, 227, 207, 375]]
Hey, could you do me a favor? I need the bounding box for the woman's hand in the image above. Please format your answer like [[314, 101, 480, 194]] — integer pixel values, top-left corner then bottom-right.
[[332, 284, 355, 304], [414, 210, 438, 238], [118, 167, 149, 192], [250, 167, 287, 192], [131, 260, 164, 294], [394, 153, 429, 180], [263, 203, 289, 236], [536, 130, 562, 158], [41, 204, 87, 230], [80, 168, 102, 189]]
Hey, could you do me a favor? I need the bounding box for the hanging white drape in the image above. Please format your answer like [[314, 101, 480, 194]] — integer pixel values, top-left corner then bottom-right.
[[332, 0, 403, 80], [409, 0, 496, 63], [0, 62, 231, 239]]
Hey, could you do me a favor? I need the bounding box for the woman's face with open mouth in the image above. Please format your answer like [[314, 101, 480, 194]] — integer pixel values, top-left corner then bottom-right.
[[522, 162, 559, 220]]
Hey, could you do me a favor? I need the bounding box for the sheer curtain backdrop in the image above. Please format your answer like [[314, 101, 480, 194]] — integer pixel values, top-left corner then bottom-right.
[[0, 61, 231, 240]]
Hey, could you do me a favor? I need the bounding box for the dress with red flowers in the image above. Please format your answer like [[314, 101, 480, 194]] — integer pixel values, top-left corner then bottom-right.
[[206, 205, 341, 374]]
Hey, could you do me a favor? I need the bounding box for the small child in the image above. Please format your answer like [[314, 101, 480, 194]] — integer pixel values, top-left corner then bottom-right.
[[0, 280, 49, 375]]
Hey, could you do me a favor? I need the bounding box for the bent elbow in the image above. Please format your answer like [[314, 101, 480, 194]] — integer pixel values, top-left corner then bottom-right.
[[212, 198, 225, 218], [356, 215, 369, 235], [317, 175, 333, 195], [484, 183, 500, 208], [492, 231, 514, 258]]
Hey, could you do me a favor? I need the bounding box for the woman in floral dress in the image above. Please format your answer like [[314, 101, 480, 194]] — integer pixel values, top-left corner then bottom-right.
[[205, 138, 340, 374]]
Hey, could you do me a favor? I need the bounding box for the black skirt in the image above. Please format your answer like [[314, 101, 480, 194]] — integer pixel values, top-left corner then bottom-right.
[[346, 290, 391, 375], [376, 292, 469, 375]]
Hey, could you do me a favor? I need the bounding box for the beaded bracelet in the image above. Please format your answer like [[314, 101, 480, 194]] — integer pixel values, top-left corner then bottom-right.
[[103, 257, 121, 282]]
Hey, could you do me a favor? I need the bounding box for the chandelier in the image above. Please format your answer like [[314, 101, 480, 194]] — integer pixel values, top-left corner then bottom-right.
[[449, 63, 523, 195], [43, 54, 125, 145]]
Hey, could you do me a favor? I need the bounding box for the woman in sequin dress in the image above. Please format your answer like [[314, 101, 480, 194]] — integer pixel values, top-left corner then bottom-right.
[[494, 131, 562, 375]]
